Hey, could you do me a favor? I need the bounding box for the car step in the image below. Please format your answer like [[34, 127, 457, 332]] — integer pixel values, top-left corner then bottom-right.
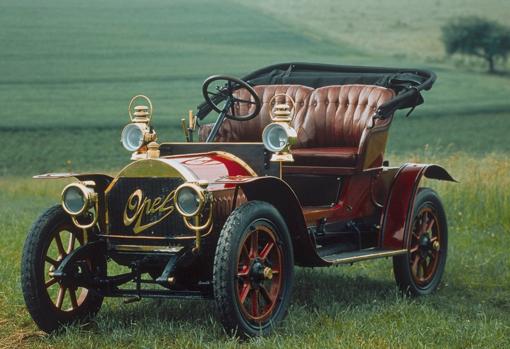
[[322, 248, 407, 264]]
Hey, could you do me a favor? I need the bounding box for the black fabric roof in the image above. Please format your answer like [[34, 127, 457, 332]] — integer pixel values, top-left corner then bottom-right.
[[197, 62, 436, 119]]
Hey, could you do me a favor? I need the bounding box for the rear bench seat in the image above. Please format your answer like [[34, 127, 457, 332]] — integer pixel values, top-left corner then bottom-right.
[[199, 84, 395, 169], [292, 85, 395, 168]]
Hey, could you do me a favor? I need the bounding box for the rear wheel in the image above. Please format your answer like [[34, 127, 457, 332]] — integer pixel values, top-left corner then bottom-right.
[[213, 201, 294, 337], [393, 188, 448, 296], [21, 205, 106, 333]]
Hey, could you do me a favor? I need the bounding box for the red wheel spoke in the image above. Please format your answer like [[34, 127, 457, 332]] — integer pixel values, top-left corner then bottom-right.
[[410, 245, 419, 253], [55, 286, 66, 309], [419, 212, 429, 234], [259, 242, 274, 261], [45, 277, 57, 288], [239, 283, 251, 303], [237, 265, 250, 278], [425, 216, 435, 232], [69, 288, 78, 309], [45, 256, 58, 266], [249, 230, 259, 258], [54, 234, 66, 257], [67, 234, 76, 254], [251, 289, 259, 317], [242, 244, 250, 259], [259, 285, 273, 305]]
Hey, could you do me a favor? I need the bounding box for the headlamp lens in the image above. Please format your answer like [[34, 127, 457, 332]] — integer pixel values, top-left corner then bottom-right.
[[121, 123, 145, 152], [62, 185, 86, 215], [262, 123, 289, 152]]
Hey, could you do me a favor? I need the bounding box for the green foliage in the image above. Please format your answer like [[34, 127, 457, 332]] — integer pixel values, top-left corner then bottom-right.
[[441, 16, 510, 72]]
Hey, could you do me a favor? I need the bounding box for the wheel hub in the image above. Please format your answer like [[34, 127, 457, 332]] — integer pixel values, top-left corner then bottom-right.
[[250, 260, 273, 282]]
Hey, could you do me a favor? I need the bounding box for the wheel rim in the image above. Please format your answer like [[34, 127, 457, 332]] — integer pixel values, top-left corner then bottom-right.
[[409, 207, 442, 287], [236, 222, 283, 323], [43, 223, 90, 313]]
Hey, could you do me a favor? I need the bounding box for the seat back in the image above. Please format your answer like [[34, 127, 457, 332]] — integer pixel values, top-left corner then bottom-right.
[[198, 85, 313, 142], [295, 85, 395, 148]]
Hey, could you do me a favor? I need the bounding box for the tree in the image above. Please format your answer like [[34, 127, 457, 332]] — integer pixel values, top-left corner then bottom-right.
[[441, 16, 510, 73]]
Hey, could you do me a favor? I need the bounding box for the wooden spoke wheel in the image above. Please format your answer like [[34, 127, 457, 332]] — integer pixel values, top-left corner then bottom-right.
[[44, 222, 90, 312], [409, 208, 441, 286], [236, 225, 283, 323], [213, 201, 294, 338], [21, 205, 106, 333], [393, 188, 448, 296]]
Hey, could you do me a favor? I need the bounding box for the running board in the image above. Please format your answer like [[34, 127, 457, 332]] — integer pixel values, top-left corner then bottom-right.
[[323, 248, 407, 264]]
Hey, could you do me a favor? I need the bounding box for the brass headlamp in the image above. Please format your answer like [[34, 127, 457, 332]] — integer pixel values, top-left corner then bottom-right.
[[121, 95, 157, 154], [262, 94, 297, 162], [61, 181, 98, 229], [174, 180, 212, 253]]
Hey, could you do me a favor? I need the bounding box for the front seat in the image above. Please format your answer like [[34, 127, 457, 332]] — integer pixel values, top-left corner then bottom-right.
[[198, 84, 313, 142]]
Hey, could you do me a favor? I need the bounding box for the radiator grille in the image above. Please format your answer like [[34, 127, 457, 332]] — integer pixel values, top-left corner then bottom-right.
[[107, 177, 187, 238]]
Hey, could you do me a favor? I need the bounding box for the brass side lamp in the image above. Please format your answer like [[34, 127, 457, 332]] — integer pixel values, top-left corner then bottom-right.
[[121, 95, 158, 158], [262, 94, 297, 163]]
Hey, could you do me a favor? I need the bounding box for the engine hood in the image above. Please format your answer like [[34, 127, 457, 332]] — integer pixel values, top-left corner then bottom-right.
[[113, 151, 256, 190]]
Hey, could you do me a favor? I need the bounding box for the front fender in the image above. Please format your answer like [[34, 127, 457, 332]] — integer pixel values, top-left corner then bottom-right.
[[380, 163, 456, 250], [34, 172, 114, 189], [240, 176, 327, 267]]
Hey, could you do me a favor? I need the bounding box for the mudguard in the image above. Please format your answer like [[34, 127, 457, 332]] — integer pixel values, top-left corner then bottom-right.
[[33, 172, 114, 189], [380, 163, 456, 250], [239, 176, 327, 267]]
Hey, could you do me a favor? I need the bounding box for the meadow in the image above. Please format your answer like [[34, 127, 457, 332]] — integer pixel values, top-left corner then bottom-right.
[[0, 0, 509, 348]]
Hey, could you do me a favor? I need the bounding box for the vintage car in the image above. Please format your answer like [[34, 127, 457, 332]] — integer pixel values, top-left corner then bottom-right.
[[21, 63, 455, 337]]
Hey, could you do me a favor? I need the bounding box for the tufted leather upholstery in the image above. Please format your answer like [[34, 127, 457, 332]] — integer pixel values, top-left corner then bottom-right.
[[198, 85, 313, 142], [198, 83, 395, 169], [295, 85, 395, 148], [292, 84, 395, 167]]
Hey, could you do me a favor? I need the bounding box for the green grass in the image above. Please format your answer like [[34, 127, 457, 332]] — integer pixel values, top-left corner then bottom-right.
[[1, 154, 509, 348], [1, 0, 510, 347]]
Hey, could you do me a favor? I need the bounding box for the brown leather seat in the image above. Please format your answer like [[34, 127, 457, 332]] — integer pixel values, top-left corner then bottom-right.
[[292, 85, 395, 168], [198, 85, 313, 142]]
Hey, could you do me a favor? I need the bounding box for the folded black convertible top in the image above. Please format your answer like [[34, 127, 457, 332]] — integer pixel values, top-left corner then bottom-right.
[[197, 62, 436, 119]]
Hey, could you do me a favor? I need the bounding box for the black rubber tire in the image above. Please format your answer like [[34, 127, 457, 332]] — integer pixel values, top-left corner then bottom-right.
[[21, 205, 105, 333], [213, 201, 294, 338], [393, 188, 448, 296]]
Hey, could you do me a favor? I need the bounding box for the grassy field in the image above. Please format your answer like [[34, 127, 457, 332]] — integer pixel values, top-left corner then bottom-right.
[[1, 0, 509, 347]]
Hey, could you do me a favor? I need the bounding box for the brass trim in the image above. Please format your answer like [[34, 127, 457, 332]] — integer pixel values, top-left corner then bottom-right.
[[329, 249, 407, 265], [128, 95, 153, 122], [174, 182, 207, 217], [268, 94, 296, 122], [214, 151, 257, 176], [112, 244, 183, 253], [61, 182, 96, 216], [99, 234, 171, 240]]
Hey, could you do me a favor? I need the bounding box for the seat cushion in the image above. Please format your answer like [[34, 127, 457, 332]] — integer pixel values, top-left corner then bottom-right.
[[292, 147, 358, 167], [199, 84, 313, 142], [296, 85, 395, 148]]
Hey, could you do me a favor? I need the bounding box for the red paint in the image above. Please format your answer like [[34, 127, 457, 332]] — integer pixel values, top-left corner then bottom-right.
[[169, 152, 254, 190], [380, 164, 427, 250]]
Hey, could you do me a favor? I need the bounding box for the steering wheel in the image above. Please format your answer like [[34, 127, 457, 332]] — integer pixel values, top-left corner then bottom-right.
[[202, 75, 261, 121]]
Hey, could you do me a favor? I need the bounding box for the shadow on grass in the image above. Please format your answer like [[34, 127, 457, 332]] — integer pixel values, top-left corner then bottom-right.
[[85, 267, 397, 335]]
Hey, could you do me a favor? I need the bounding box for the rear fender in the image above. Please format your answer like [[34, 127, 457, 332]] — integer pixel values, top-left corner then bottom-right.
[[380, 164, 456, 250], [240, 177, 327, 267]]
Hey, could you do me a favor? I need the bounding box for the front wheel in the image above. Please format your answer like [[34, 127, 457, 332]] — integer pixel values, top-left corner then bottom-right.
[[393, 188, 448, 296], [213, 201, 294, 337], [21, 205, 106, 333]]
